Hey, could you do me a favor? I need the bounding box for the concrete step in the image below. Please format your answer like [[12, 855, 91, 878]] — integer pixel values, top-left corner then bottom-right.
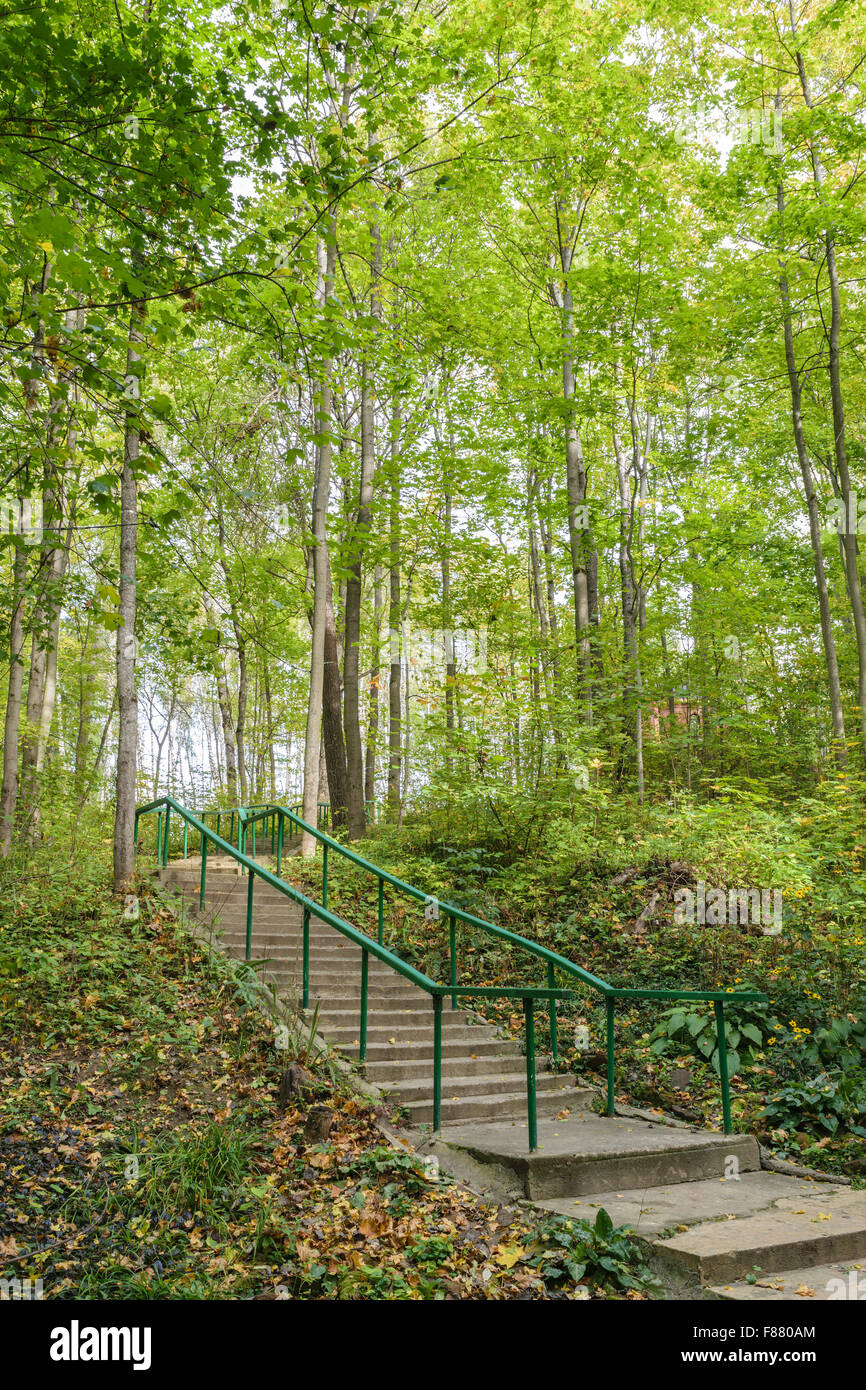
[[536, 1169, 845, 1238], [390, 1070, 581, 1104], [712, 1259, 866, 1301], [427, 1113, 760, 1200], [314, 1008, 477, 1030], [322, 1022, 510, 1046], [341, 1037, 517, 1062], [363, 1054, 530, 1083], [405, 1085, 588, 1125], [654, 1189, 866, 1285]]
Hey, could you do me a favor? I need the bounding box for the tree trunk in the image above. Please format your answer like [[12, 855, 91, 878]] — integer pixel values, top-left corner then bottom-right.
[[322, 561, 348, 828], [113, 302, 143, 893], [777, 176, 847, 762], [364, 566, 383, 809], [791, 31, 866, 753], [0, 544, 28, 856], [301, 227, 337, 854], [343, 216, 380, 839], [387, 402, 402, 817]]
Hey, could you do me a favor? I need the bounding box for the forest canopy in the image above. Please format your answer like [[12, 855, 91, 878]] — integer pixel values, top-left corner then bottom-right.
[[1, 0, 865, 880]]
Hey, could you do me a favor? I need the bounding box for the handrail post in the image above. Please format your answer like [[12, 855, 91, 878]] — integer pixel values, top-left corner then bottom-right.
[[246, 869, 254, 961], [302, 907, 310, 1009], [229, 811, 235, 844], [714, 1000, 733, 1134], [377, 877, 384, 946], [163, 807, 170, 865], [156, 811, 162, 864], [251, 819, 256, 861], [605, 996, 615, 1116], [240, 822, 247, 875], [183, 820, 188, 859], [524, 996, 538, 1152], [133, 813, 139, 851], [547, 962, 558, 1064], [449, 916, 457, 1009], [360, 948, 369, 1062], [433, 995, 443, 1134], [322, 842, 328, 909], [199, 834, 208, 911], [276, 811, 284, 877], [216, 812, 221, 842]]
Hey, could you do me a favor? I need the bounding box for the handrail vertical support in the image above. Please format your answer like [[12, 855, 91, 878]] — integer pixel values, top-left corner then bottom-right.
[[156, 811, 162, 865], [322, 842, 328, 909], [183, 821, 188, 859], [199, 834, 208, 911], [547, 962, 558, 1063], [246, 869, 254, 961], [133, 813, 139, 851], [302, 907, 310, 1009], [360, 948, 369, 1062], [433, 995, 443, 1134], [715, 1000, 733, 1134], [377, 877, 384, 946], [605, 996, 615, 1116], [276, 812, 284, 877], [524, 996, 538, 1152], [449, 916, 457, 1009]]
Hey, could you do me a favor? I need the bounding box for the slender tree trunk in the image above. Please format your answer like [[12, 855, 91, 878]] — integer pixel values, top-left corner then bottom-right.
[[343, 216, 380, 838], [551, 216, 598, 721], [301, 227, 337, 853], [322, 561, 348, 827], [791, 32, 866, 752], [364, 566, 383, 808], [204, 595, 238, 798], [387, 402, 402, 817], [777, 182, 846, 761], [113, 302, 143, 893], [0, 544, 27, 856]]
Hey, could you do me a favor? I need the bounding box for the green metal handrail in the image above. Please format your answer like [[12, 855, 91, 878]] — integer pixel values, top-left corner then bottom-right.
[[215, 800, 765, 1136], [136, 794, 580, 1149], [137, 795, 767, 1142]]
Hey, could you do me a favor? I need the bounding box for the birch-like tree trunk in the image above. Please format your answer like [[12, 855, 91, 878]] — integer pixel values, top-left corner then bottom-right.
[[113, 302, 144, 892], [300, 227, 337, 854]]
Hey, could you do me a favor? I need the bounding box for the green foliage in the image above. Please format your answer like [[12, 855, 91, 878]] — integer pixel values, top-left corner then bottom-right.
[[527, 1208, 656, 1296], [760, 1073, 866, 1138], [648, 999, 775, 1078]]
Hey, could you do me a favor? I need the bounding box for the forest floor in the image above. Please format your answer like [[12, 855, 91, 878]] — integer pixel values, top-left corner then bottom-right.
[[0, 851, 651, 1300]]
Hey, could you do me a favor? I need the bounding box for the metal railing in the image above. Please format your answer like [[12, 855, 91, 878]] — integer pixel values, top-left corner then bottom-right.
[[135, 795, 766, 1145]]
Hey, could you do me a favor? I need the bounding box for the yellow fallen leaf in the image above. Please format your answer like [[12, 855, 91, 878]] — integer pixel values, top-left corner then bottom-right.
[[795, 1284, 815, 1297], [495, 1243, 526, 1270]]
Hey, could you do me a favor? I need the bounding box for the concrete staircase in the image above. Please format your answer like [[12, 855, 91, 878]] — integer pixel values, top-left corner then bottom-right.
[[159, 855, 587, 1126], [158, 845, 866, 1301], [428, 1112, 866, 1299]]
